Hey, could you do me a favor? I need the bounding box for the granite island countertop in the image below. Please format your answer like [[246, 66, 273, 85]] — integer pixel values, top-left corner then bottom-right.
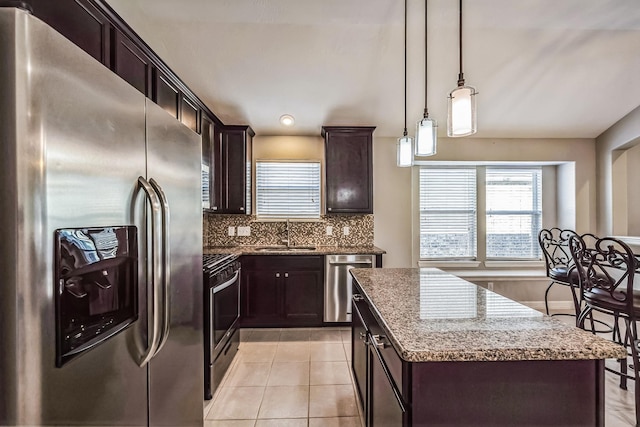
[[350, 267, 626, 363], [204, 245, 385, 256]]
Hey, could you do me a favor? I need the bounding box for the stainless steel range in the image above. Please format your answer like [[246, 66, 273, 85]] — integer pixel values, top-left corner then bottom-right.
[[203, 253, 241, 400]]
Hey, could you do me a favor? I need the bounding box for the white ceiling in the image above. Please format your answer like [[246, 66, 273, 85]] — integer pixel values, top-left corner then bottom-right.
[[107, 0, 640, 138]]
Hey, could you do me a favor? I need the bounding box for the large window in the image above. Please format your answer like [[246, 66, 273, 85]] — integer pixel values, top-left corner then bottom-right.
[[486, 168, 542, 259], [419, 168, 477, 259], [255, 161, 321, 219], [419, 166, 542, 261]]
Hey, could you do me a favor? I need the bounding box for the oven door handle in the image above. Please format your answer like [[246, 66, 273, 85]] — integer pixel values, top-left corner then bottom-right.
[[137, 176, 162, 367], [213, 270, 240, 293], [149, 178, 171, 355]]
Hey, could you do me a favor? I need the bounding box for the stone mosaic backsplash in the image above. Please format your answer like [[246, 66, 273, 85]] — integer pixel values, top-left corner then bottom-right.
[[203, 214, 374, 247]]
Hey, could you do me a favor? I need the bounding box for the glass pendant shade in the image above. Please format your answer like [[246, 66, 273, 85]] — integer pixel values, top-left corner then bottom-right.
[[447, 85, 477, 137], [415, 116, 437, 156], [397, 135, 413, 167]]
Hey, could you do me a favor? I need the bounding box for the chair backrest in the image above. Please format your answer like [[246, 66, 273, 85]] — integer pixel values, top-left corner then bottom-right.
[[538, 228, 580, 276], [569, 235, 638, 309]]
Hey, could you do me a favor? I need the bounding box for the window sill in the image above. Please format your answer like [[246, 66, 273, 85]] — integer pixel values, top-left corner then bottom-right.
[[484, 260, 545, 268], [439, 268, 547, 282], [418, 260, 482, 268]]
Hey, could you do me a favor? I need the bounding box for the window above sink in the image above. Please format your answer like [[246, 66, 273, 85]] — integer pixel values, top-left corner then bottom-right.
[[255, 161, 321, 220]]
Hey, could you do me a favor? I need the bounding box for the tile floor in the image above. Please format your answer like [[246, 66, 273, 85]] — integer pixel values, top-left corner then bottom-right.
[[204, 327, 363, 427], [204, 324, 638, 427]]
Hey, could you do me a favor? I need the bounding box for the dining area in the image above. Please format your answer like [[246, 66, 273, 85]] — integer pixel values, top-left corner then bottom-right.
[[539, 228, 640, 427]]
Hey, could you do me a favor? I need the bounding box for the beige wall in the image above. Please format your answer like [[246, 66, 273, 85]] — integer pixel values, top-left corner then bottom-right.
[[371, 136, 597, 268], [234, 134, 598, 272], [626, 144, 640, 235], [595, 105, 640, 236], [372, 137, 413, 267], [253, 135, 324, 160]]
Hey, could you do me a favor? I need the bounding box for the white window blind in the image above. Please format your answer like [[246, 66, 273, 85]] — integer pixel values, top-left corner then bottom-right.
[[486, 168, 542, 259], [256, 161, 321, 219], [419, 168, 477, 259]]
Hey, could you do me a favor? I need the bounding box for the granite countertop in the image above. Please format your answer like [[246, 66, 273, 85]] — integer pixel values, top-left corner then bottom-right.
[[350, 268, 626, 363], [203, 245, 386, 256]]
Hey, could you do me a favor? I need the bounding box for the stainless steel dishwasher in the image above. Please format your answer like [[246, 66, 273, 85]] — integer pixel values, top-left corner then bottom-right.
[[324, 254, 376, 322]]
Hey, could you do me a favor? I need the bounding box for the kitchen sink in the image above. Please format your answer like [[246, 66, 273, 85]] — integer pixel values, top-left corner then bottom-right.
[[255, 246, 316, 252]]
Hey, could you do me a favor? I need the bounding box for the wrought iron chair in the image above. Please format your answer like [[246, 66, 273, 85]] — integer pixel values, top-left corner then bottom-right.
[[569, 235, 640, 425], [538, 228, 582, 317]]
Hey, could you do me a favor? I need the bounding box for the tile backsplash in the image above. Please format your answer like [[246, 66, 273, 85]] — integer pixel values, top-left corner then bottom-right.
[[204, 214, 374, 247]]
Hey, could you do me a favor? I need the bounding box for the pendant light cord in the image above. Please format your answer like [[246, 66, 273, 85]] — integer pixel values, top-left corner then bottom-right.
[[423, 0, 428, 118], [457, 0, 465, 86], [403, 0, 408, 136]]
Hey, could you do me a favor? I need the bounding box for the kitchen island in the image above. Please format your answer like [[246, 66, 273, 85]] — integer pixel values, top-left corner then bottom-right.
[[350, 268, 626, 427]]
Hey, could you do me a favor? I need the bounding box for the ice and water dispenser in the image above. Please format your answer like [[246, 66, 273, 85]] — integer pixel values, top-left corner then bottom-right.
[[54, 226, 138, 367]]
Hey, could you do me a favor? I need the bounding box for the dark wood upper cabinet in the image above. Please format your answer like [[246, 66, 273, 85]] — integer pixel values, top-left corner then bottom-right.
[[323, 126, 375, 214], [111, 29, 151, 96], [201, 114, 213, 211], [211, 124, 224, 212], [153, 68, 179, 119], [180, 95, 200, 134], [29, 0, 111, 67], [26, 0, 223, 142], [219, 125, 254, 214], [202, 114, 225, 212]]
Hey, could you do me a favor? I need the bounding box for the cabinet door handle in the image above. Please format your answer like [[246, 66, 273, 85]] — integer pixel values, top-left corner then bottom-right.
[[353, 294, 364, 302], [371, 334, 387, 349], [359, 332, 366, 339], [276, 273, 280, 278], [284, 272, 289, 278], [328, 207, 332, 211], [211, 206, 218, 211], [240, 207, 244, 211]]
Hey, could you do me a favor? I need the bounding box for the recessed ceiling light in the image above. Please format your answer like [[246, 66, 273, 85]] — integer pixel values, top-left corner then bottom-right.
[[280, 114, 295, 126]]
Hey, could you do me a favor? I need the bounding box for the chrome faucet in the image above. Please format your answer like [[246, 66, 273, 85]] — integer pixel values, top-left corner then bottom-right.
[[281, 219, 291, 247]]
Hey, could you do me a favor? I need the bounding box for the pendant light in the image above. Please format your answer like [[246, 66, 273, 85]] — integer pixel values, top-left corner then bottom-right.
[[415, 0, 437, 157], [397, 0, 413, 167], [447, 0, 477, 137]]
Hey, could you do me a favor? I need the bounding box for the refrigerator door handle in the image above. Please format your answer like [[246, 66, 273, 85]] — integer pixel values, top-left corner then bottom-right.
[[138, 176, 163, 367], [149, 178, 171, 355]]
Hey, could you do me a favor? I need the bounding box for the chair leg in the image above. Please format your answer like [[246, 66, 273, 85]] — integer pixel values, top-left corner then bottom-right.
[[577, 307, 591, 331], [620, 324, 629, 390], [569, 285, 581, 327], [544, 281, 554, 315]]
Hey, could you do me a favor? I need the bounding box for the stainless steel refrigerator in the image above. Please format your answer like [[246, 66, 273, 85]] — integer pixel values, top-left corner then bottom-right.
[[0, 7, 203, 426]]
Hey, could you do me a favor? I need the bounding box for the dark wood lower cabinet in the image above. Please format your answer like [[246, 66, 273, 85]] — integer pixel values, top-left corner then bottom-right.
[[369, 344, 405, 427], [283, 270, 323, 324], [351, 282, 606, 427], [241, 255, 323, 327], [352, 303, 368, 412], [352, 290, 407, 427], [242, 268, 281, 324]]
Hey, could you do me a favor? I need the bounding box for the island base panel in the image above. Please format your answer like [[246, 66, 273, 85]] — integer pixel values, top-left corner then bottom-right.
[[410, 359, 604, 427]]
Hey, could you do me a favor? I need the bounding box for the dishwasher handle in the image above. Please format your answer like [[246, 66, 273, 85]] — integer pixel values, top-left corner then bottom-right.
[[328, 260, 373, 266]]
